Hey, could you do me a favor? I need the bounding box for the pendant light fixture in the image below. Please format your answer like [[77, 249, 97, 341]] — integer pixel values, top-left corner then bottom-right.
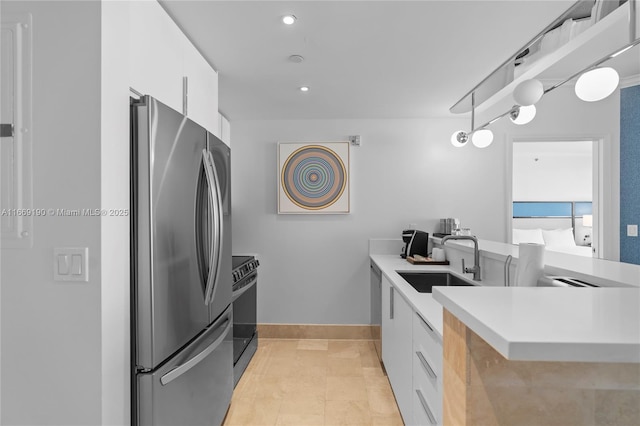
[[449, 92, 494, 149], [448, 1, 640, 150], [574, 67, 620, 102]]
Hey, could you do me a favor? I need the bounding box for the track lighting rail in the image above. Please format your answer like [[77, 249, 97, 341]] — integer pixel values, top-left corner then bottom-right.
[[450, 0, 638, 115], [449, 0, 639, 149]]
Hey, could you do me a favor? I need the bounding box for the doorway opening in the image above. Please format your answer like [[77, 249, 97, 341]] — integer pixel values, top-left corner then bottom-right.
[[510, 139, 600, 258]]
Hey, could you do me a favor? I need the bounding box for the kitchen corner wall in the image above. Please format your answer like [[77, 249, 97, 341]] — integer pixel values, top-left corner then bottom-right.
[[231, 118, 508, 325], [231, 85, 619, 326], [1, 1, 131, 425], [620, 84, 640, 265]]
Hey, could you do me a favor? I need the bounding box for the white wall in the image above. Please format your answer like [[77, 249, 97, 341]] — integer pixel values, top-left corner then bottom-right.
[[101, 1, 131, 425], [1, 1, 103, 424], [513, 141, 592, 201], [231, 85, 619, 325], [231, 118, 508, 324]]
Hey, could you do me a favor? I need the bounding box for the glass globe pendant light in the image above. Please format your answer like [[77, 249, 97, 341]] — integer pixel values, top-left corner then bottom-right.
[[450, 130, 468, 147], [471, 129, 494, 148], [513, 79, 544, 106], [575, 67, 619, 102], [509, 105, 536, 125]]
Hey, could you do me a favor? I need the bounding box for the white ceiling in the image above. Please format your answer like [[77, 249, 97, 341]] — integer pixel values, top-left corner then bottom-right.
[[160, 0, 579, 120]]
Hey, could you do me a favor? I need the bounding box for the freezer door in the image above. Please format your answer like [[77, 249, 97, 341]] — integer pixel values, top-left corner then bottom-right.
[[133, 96, 211, 368], [137, 306, 233, 426]]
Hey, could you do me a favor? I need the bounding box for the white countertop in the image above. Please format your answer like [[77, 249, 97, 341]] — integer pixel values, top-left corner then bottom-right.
[[433, 286, 640, 363], [371, 251, 640, 364], [370, 254, 479, 337], [433, 238, 640, 288]]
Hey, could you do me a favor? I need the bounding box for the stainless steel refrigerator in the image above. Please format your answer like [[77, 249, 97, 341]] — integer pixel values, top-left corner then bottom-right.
[[130, 95, 233, 426]]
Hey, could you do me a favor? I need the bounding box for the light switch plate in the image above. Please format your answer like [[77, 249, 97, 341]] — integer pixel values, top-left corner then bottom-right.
[[628, 224, 638, 237], [54, 247, 89, 282]]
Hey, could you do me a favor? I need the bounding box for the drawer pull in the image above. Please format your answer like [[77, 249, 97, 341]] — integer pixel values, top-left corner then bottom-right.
[[418, 313, 434, 332], [390, 286, 394, 319], [416, 389, 437, 425], [416, 351, 437, 380]]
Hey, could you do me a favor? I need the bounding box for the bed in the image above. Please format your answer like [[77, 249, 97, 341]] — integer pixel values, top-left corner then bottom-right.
[[512, 201, 593, 257]]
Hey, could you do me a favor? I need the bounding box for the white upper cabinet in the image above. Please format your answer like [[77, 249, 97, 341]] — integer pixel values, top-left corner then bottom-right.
[[217, 112, 231, 147], [182, 39, 218, 135], [129, 0, 218, 134], [129, 1, 183, 110]]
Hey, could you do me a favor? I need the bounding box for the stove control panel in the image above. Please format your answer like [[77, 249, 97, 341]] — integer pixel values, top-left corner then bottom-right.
[[232, 258, 260, 283]]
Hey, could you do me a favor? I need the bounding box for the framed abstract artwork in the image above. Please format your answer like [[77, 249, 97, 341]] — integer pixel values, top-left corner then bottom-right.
[[277, 142, 350, 214]]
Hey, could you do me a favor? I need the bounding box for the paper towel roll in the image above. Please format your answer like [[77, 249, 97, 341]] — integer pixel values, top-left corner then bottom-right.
[[514, 243, 545, 287], [431, 248, 446, 262]]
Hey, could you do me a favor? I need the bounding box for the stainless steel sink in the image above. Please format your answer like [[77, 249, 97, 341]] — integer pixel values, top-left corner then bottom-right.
[[397, 272, 474, 293]]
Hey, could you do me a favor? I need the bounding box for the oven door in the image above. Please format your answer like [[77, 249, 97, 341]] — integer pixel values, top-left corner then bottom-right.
[[232, 272, 257, 365]]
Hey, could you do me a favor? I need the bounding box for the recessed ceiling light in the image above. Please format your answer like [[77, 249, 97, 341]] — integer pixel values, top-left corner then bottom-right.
[[299, 86, 309, 92], [282, 15, 296, 25]]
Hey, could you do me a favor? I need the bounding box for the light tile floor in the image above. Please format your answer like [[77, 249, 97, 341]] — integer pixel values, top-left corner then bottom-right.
[[223, 339, 404, 426]]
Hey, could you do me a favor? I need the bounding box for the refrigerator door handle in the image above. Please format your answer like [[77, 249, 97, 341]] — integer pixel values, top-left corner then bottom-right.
[[160, 317, 232, 386], [202, 149, 223, 305]]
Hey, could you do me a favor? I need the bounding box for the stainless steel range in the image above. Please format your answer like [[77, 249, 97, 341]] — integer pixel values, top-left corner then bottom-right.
[[231, 255, 259, 385]]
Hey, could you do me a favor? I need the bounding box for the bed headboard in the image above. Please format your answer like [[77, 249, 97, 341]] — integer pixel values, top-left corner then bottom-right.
[[512, 201, 592, 246]]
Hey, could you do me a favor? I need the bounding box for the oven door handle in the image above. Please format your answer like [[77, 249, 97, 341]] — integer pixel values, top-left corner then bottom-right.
[[232, 274, 257, 303]]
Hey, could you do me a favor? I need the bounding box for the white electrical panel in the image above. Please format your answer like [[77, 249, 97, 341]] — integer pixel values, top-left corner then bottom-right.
[[1, 13, 33, 248]]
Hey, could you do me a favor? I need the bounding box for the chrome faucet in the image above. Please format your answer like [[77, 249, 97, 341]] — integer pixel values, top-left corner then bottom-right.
[[441, 235, 481, 281]]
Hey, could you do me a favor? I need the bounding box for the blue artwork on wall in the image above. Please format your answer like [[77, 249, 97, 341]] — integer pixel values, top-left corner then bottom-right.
[[620, 84, 640, 265]]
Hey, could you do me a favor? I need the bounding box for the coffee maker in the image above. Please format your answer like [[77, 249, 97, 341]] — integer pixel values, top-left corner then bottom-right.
[[401, 229, 429, 259]]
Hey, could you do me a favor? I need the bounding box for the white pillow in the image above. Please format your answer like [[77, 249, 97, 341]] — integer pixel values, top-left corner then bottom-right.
[[542, 228, 577, 248], [512, 228, 545, 245]]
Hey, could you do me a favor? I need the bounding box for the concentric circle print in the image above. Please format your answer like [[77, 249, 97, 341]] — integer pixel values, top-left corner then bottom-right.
[[281, 145, 347, 210]]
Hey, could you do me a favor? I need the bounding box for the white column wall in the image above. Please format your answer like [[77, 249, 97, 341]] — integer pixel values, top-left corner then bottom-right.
[[1, 1, 103, 424]]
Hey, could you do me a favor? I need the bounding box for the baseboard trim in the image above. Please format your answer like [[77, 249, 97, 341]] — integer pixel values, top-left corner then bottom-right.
[[257, 323, 376, 340]]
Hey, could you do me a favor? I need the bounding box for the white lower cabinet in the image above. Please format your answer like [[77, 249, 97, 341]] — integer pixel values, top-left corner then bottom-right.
[[382, 276, 444, 425], [381, 275, 413, 422], [413, 312, 443, 425]]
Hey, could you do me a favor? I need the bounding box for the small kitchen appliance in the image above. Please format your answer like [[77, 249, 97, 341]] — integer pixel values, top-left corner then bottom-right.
[[401, 229, 429, 259], [437, 218, 460, 235]]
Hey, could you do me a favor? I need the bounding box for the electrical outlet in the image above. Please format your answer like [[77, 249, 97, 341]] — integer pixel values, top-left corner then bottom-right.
[[627, 224, 638, 237]]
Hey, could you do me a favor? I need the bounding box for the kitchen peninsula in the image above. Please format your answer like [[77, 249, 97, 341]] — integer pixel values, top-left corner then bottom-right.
[[370, 238, 640, 425]]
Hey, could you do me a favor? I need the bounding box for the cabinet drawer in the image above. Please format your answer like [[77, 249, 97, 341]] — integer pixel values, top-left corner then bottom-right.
[[413, 350, 442, 424], [413, 384, 441, 426], [413, 347, 441, 396], [413, 312, 443, 379]]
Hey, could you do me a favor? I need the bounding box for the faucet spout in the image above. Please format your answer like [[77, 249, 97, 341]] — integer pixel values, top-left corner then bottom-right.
[[441, 235, 481, 281]]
